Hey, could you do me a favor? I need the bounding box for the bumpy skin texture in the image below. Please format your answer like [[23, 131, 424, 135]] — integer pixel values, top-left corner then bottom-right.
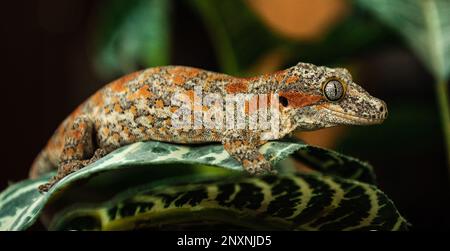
[[31, 63, 388, 192]]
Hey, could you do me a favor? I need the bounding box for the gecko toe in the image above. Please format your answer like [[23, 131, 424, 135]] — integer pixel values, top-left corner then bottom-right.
[[246, 167, 256, 175], [38, 183, 52, 193], [244, 161, 277, 176], [256, 168, 277, 176]]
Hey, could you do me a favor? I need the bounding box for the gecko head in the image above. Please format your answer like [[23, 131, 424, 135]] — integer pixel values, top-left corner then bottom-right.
[[278, 63, 388, 130]]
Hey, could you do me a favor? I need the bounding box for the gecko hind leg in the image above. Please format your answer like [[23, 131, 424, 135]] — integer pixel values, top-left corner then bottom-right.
[[38, 160, 88, 192], [38, 148, 107, 192], [38, 115, 106, 192]]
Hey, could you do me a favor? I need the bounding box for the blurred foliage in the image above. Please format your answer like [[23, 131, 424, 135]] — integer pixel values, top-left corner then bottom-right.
[[93, 0, 393, 78], [189, 0, 281, 75], [357, 0, 450, 168], [192, 0, 392, 75], [94, 0, 171, 78], [358, 0, 450, 80], [282, 10, 390, 68]]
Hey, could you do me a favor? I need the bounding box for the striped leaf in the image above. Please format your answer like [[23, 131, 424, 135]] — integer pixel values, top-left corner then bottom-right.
[[50, 174, 408, 231], [0, 139, 406, 230]]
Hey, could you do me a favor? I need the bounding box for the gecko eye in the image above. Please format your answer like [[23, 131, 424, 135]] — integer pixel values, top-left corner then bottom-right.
[[279, 96, 289, 107], [323, 79, 345, 101]]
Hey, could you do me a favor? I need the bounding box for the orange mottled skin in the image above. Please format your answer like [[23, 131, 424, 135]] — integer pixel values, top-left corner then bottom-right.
[[32, 63, 388, 192]]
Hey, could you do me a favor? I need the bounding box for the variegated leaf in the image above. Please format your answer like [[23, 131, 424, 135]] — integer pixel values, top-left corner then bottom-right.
[[0, 140, 304, 230], [0, 139, 405, 231], [293, 145, 376, 185], [50, 173, 408, 231]]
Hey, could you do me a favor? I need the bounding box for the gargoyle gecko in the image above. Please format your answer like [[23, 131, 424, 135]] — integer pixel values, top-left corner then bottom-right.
[[30, 63, 387, 192]]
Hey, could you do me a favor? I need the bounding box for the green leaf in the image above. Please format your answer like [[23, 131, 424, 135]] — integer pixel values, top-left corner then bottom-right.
[[0, 140, 407, 231], [292, 145, 377, 185], [93, 0, 171, 78], [0, 140, 303, 230], [357, 0, 450, 80], [49, 173, 408, 231], [0, 174, 52, 231]]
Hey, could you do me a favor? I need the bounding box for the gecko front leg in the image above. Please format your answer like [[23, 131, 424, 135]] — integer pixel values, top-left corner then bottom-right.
[[38, 115, 107, 192], [222, 130, 276, 175]]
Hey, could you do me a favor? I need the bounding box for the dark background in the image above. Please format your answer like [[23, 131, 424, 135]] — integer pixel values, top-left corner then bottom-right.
[[0, 0, 448, 230]]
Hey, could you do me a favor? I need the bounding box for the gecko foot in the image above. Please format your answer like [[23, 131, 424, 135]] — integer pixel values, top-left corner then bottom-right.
[[38, 148, 108, 193], [243, 159, 277, 176], [38, 160, 87, 193]]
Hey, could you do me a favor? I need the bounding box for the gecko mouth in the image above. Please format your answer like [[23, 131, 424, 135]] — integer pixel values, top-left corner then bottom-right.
[[323, 107, 386, 125]]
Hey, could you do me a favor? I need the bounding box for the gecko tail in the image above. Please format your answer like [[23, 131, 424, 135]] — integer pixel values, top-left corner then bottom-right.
[[29, 149, 57, 179]]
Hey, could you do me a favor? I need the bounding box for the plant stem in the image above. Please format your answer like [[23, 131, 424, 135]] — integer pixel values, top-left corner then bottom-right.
[[435, 79, 450, 170]]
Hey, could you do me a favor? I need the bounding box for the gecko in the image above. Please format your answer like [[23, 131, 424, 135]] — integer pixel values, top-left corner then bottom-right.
[[30, 62, 388, 192]]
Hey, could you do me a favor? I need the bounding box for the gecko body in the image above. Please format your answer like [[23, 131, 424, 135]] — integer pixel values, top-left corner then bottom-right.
[[31, 63, 387, 192]]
